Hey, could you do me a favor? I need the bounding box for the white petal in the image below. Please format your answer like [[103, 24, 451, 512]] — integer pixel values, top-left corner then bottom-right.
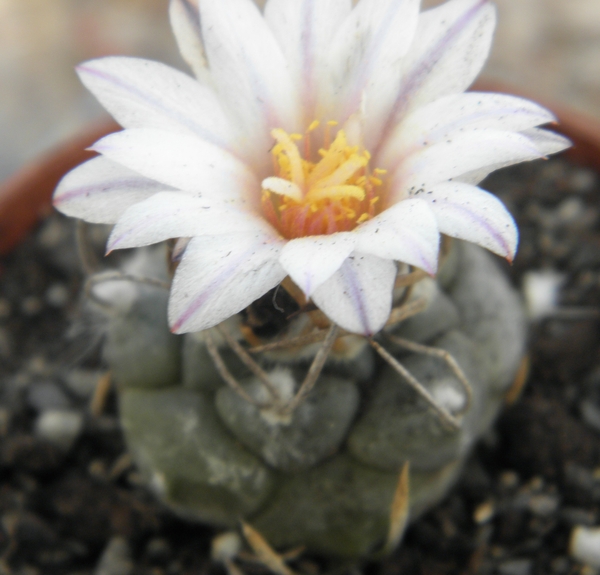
[[393, 130, 544, 198], [311, 253, 397, 335], [77, 57, 237, 153], [199, 0, 300, 174], [424, 182, 518, 260], [279, 233, 356, 296], [521, 128, 572, 156], [455, 128, 570, 185], [455, 161, 520, 186], [107, 192, 271, 252], [91, 129, 259, 207], [326, 0, 420, 147], [353, 199, 439, 273], [169, 232, 286, 334], [53, 156, 169, 224], [378, 0, 495, 149], [264, 0, 351, 122], [169, 0, 211, 82], [379, 92, 557, 166]]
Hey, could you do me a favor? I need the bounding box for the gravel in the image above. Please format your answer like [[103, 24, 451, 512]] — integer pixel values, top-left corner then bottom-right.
[[0, 154, 599, 574]]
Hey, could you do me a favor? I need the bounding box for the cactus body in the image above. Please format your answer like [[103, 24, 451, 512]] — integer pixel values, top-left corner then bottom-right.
[[102, 241, 526, 557]]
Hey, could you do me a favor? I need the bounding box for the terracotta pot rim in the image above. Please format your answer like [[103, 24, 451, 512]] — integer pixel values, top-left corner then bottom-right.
[[0, 119, 119, 256], [1, 85, 599, 256]]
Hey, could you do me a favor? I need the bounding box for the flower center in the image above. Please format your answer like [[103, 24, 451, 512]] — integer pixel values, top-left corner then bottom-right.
[[261, 121, 386, 239]]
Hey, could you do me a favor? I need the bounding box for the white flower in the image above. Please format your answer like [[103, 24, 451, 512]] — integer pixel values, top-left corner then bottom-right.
[[53, 0, 569, 336]]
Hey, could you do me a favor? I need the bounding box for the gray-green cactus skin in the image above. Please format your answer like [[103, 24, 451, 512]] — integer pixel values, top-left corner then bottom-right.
[[100, 241, 526, 557]]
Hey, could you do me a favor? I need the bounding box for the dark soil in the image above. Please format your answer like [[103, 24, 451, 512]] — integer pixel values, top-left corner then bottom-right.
[[1, 154, 599, 575]]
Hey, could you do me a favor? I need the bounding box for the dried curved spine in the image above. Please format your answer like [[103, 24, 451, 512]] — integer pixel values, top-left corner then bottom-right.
[[204, 330, 270, 408], [280, 324, 339, 416], [368, 339, 461, 432], [217, 324, 283, 405], [385, 334, 473, 416]]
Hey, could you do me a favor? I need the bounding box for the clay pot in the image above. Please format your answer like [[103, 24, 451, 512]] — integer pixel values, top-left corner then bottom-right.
[[0, 119, 118, 256]]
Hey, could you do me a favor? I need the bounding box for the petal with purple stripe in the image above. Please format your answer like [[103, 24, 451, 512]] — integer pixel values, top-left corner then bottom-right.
[[264, 0, 351, 122], [91, 128, 259, 207], [199, 0, 300, 176], [312, 253, 397, 335], [169, 232, 286, 334], [391, 129, 543, 201], [353, 198, 440, 274], [378, 0, 495, 150], [53, 156, 169, 224], [325, 0, 420, 148], [423, 182, 518, 260], [77, 57, 237, 153], [279, 232, 356, 297], [107, 192, 271, 252], [378, 92, 557, 168]]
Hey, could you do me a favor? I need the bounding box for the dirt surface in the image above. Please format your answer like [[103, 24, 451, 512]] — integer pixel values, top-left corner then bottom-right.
[[1, 155, 599, 575]]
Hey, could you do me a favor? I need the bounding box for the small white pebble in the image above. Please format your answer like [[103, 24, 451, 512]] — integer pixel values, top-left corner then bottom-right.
[[35, 409, 84, 452], [211, 532, 242, 562], [522, 270, 565, 320], [570, 525, 600, 568]]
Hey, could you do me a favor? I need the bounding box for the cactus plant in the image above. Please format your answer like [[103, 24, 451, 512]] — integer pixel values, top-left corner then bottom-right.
[[52, 0, 568, 560]]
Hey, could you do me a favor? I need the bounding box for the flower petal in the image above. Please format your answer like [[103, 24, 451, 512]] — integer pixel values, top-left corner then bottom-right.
[[520, 128, 572, 156], [353, 199, 439, 274], [379, 92, 557, 167], [169, 232, 286, 334], [264, 0, 352, 122], [393, 130, 544, 199], [326, 0, 420, 147], [107, 192, 272, 252], [423, 182, 518, 260], [199, 0, 300, 174], [91, 128, 259, 207], [311, 253, 397, 335], [77, 57, 237, 152], [455, 128, 570, 186], [53, 156, 169, 224], [378, 0, 495, 151], [279, 233, 356, 296], [169, 0, 210, 82]]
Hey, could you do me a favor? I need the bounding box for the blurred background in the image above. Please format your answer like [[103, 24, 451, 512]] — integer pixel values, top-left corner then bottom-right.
[[1, 0, 599, 183]]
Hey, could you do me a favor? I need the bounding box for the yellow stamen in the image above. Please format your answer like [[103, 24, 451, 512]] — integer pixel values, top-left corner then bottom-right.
[[307, 130, 350, 186], [314, 154, 368, 189], [262, 122, 388, 239], [262, 176, 303, 202], [271, 128, 305, 188], [307, 185, 366, 202]]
